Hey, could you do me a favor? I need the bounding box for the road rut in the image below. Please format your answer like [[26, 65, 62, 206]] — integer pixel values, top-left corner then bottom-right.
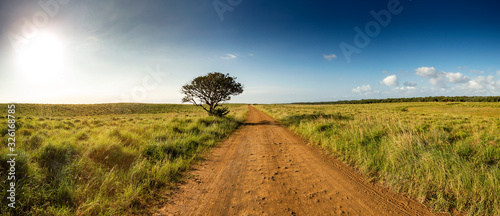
[[156, 106, 433, 216]]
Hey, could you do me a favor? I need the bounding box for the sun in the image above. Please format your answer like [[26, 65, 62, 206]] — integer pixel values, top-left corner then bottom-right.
[[16, 32, 65, 81]]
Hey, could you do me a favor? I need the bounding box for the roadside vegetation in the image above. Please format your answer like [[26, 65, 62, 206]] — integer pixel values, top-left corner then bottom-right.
[[256, 102, 500, 215], [0, 103, 247, 215]]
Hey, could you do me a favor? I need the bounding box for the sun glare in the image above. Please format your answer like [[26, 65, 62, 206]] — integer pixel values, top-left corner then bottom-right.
[[16, 32, 66, 81]]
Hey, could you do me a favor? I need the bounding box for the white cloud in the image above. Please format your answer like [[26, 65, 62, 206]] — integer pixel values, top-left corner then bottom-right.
[[397, 86, 417, 91], [415, 67, 471, 87], [404, 82, 417, 87], [429, 74, 447, 87], [467, 80, 483, 90], [381, 75, 399, 87], [249, 53, 254, 57], [323, 53, 337, 61], [415, 67, 437, 77], [497, 70, 500, 76], [352, 85, 373, 93], [470, 69, 484, 74], [457, 66, 462, 70], [445, 72, 470, 83], [465, 76, 495, 91], [221, 54, 237, 60]]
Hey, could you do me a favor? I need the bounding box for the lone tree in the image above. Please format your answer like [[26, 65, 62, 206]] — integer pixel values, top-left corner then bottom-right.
[[181, 72, 244, 117]]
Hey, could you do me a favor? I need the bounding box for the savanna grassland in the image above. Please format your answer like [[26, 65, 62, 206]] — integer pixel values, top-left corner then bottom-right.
[[255, 102, 500, 215], [0, 103, 247, 215]]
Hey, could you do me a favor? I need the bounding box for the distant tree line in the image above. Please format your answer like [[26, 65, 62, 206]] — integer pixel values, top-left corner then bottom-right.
[[293, 96, 500, 105]]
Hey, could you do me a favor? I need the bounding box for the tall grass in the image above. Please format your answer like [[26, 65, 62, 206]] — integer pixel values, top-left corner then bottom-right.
[[0, 103, 247, 215], [256, 102, 500, 215]]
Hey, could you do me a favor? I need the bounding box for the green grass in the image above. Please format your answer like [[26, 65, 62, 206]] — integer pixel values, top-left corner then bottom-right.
[[0, 103, 247, 215], [255, 102, 500, 216]]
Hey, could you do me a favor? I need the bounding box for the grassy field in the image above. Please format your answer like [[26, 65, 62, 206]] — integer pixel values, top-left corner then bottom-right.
[[0, 103, 247, 215], [255, 102, 500, 215]]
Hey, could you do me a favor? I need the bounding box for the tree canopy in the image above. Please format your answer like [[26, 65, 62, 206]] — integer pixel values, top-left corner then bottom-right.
[[181, 72, 243, 116]]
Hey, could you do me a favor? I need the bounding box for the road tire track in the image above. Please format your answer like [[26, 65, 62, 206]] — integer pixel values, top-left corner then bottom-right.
[[155, 106, 433, 216]]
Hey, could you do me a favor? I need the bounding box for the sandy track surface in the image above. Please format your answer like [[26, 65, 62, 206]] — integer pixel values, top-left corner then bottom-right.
[[155, 106, 433, 216]]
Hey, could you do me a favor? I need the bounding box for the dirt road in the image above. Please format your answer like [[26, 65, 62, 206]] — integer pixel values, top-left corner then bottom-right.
[[156, 106, 433, 216]]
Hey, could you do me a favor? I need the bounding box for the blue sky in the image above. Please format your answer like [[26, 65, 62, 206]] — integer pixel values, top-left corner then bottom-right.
[[1, 0, 500, 103]]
